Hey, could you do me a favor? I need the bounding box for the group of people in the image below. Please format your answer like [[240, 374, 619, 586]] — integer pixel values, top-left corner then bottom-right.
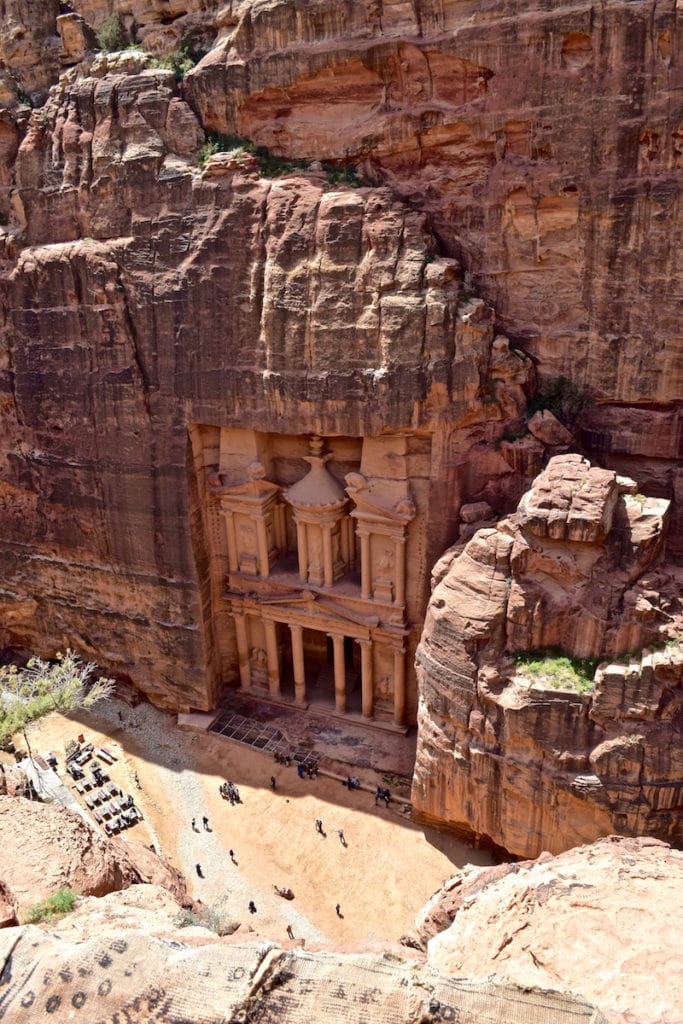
[[219, 781, 241, 804], [375, 786, 391, 807]]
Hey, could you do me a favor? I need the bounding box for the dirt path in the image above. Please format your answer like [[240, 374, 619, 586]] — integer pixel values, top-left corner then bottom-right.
[[11, 701, 494, 946]]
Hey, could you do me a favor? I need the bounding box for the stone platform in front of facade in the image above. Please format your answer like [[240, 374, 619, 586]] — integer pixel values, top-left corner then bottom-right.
[[203, 690, 417, 783]]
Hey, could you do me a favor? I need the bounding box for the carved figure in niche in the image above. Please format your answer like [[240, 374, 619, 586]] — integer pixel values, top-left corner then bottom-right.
[[310, 533, 323, 566], [379, 548, 394, 574], [376, 675, 392, 698], [250, 647, 267, 672], [239, 522, 256, 544]]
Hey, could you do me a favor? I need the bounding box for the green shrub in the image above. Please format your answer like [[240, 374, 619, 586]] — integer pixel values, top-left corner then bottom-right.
[[322, 163, 362, 187], [25, 887, 77, 923], [97, 14, 126, 53], [527, 375, 592, 427], [197, 132, 251, 167], [253, 146, 308, 177], [149, 47, 201, 81], [514, 649, 599, 693]]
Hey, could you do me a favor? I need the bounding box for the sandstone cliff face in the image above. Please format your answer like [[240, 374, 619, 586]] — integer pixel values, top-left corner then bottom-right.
[[412, 455, 683, 857], [0, 51, 535, 709], [417, 836, 683, 1024], [0, 2, 679, 724], [183, 0, 683, 411]]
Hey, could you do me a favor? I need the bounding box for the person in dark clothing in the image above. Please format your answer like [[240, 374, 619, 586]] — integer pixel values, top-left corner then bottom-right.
[[335, 903, 343, 918], [203, 816, 211, 831], [192, 818, 199, 832], [270, 776, 277, 790], [195, 864, 204, 878], [248, 900, 257, 914], [286, 925, 295, 940]]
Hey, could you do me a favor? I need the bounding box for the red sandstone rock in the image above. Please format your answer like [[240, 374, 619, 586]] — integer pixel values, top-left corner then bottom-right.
[[423, 837, 683, 1024], [0, 795, 188, 906], [412, 455, 682, 857], [0, 879, 18, 928], [527, 409, 574, 448]]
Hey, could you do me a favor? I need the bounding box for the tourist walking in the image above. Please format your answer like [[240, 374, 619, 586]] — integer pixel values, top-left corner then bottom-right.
[[270, 776, 276, 790], [191, 818, 199, 832], [195, 864, 204, 878], [315, 818, 324, 835], [248, 900, 257, 914], [203, 816, 211, 831], [335, 903, 343, 918], [338, 829, 347, 847], [286, 925, 295, 940]]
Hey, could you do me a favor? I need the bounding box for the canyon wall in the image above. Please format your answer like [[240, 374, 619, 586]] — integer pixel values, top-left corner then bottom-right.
[[0, 51, 533, 710], [412, 454, 683, 857], [0, 1, 680, 723]]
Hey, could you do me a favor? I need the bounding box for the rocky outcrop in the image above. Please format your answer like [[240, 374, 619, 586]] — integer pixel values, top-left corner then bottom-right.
[[0, 913, 608, 1023], [412, 455, 683, 857], [417, 837, 683, 1024], [0, 879, 17, 928], [0, 794, 188, 905]]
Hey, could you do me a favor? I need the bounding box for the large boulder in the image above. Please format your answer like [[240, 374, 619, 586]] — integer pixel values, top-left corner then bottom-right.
[[421, 837, 683, 1024], [412, 455, 683, 856]]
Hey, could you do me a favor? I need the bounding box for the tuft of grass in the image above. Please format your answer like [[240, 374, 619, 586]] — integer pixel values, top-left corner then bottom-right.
[[515, 649, 599, 693], [97, 14, 126, 53], [25, 887, 77, 923], [197, 132, 253, 167], [175, 903, 236, 935]]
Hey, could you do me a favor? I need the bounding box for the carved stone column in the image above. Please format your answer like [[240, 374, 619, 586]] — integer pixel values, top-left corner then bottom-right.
[[331, 634, 346, 714], [359, 530, 371, 599], [263, 619, 280, 698], [233, 613, 251, 690], [393, 648, 406, 727], [224, 510, 239, 572], [256, 516, 271, 578], [295, 519, 308, 582], [322, 524, 334, 587], [359, 639, 374, 719], [394, 536, 407, 606], [290, 624, 306, 705]]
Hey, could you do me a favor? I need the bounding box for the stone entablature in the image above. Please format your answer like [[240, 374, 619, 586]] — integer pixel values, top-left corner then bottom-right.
[[204, 428, 425, 728]]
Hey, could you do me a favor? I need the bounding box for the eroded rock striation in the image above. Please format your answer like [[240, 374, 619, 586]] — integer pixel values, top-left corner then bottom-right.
[[415, 836, 683, 1024], [412, 455, 683, 857]]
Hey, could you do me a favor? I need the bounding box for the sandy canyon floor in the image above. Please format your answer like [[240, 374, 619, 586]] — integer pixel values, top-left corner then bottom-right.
[[9, 699, 493, 945]]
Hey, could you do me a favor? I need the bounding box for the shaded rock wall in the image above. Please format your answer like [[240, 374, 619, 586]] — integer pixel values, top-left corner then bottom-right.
[[412, 456, 683, 857]]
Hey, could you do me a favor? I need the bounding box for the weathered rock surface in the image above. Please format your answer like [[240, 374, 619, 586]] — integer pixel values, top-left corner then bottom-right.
[[0, 879, 17, 928], [418, 837, 683, 1024], [0, 917, 608, 1023], [0, 795, 187, 906], [184, 0, 683, 413], [412, 455, 683, 857]]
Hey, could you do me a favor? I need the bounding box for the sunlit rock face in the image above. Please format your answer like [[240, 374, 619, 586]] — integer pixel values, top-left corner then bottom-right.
[[412, 455, 683, 858]]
